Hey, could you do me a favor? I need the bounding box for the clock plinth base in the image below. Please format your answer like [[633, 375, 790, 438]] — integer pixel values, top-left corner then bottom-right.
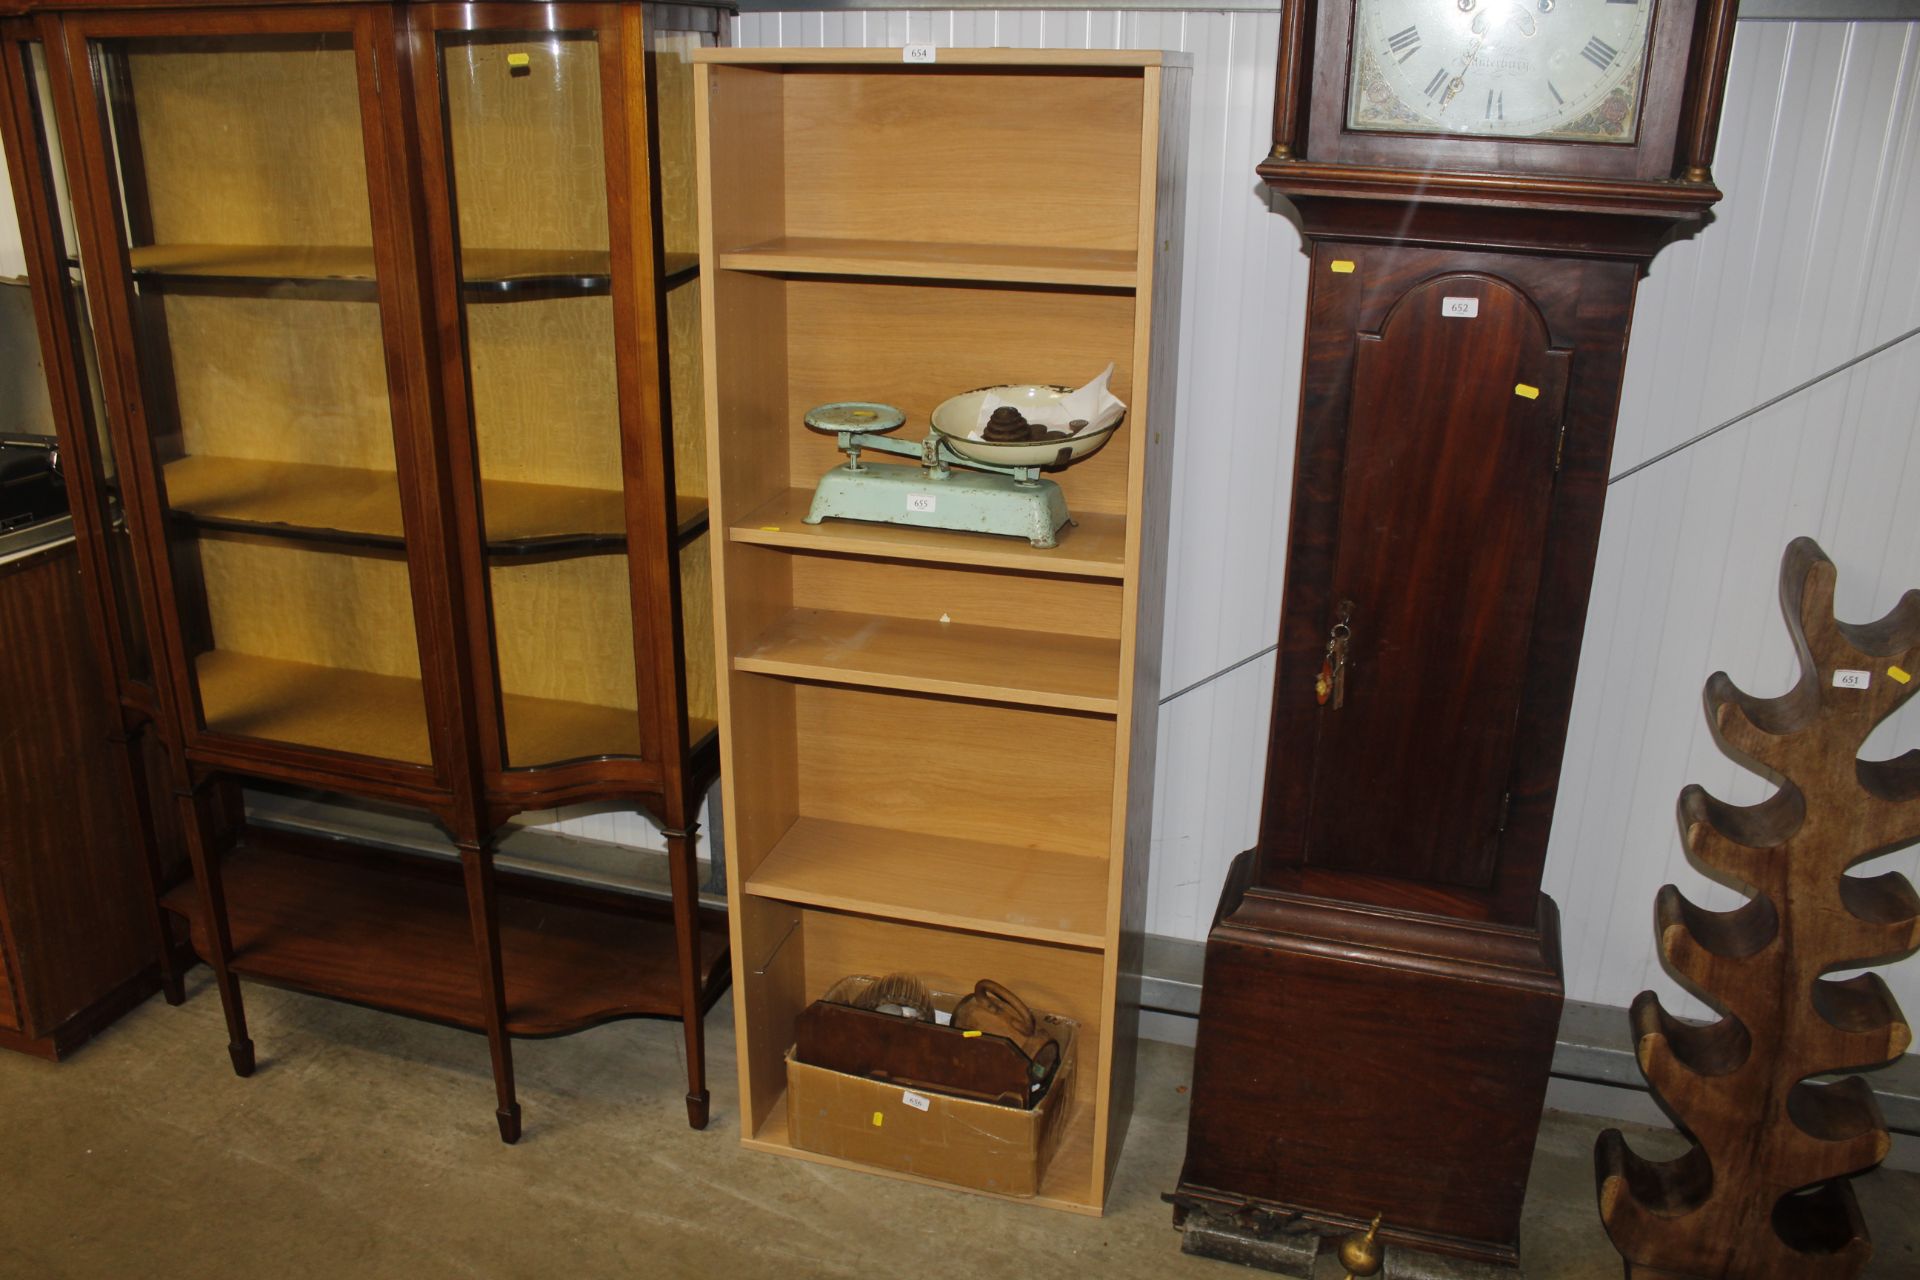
[[1175, 851, 1563, 1270], [1172, 1200, 1323, 1276]]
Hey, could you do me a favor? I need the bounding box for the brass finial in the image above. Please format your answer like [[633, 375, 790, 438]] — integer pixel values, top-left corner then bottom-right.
[[1339, 1214, 1384, 1280]]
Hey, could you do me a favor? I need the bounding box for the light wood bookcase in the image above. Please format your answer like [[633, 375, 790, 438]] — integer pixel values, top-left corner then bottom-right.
[[695, 47, 1188, 1213]]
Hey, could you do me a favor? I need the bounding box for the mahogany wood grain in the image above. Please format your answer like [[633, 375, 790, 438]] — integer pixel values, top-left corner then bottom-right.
[[1256, 242, 1639, 925], [0, 542, 159, 1057], [1266, 0, 1738, 201], [1182, 857, 1562, 1266], [158, 826, 730, 1037], [1179, 0, 1739, 1257], [16, 0, 726, 1133], [1304, 273, 1567, 889]]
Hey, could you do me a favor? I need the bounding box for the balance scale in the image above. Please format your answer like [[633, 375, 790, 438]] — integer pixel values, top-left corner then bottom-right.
[[802, 394, 1120, 550]]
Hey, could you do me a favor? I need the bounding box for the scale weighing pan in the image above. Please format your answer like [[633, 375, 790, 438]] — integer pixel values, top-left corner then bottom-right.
[[930, 384, 1125, 468]]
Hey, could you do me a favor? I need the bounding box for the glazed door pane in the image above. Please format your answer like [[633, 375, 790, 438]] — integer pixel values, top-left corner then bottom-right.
[[648, 15, 718, 736], [14, 39, 151, 691], [85, 30, 431, 765], [434, 25, 649, 769]]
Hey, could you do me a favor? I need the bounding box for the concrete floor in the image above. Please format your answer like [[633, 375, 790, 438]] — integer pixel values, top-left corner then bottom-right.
[[2, 976, 1915, 1279]]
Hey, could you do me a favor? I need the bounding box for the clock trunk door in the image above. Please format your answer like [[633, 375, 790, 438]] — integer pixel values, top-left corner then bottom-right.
[[1302, 273, 1569, 889]]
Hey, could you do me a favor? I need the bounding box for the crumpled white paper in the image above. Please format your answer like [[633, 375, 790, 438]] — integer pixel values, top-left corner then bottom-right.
[[970, 363, 1126, 441]]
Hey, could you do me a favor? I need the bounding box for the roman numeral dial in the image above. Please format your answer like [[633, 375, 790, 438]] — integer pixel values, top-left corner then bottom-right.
[[1347, 0, 1655, 143], [1581, 36, 1621, 71]]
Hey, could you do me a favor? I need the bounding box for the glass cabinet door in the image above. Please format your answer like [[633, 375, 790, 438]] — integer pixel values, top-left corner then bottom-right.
[[5, 32, 153, 698], [425, 11, 658, 770], [72, 20, 435, 768]]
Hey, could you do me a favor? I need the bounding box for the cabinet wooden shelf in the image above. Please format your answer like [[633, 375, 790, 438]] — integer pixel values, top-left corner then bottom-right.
[[4, 4, 728, 1140], [745, 817, 1108, 948], [717, 237, 1136, 288], [196, 648, 713, 769], [126, 242, 700, 296], [158, 828, 730, 1036], [735, 608, 1121, 714], [162, 454, 707, 552], [731, 489, 1129, 578], [699, 48, 1185, 1212]]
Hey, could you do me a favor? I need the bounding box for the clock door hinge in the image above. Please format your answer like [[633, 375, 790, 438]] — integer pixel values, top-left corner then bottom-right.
[[1496, 790, 1512, 834], [1553, 423, 1568, 474]]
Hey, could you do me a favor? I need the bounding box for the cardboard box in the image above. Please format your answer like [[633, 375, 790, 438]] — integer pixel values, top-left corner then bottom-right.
[[785, 1013, 1077, 1197]]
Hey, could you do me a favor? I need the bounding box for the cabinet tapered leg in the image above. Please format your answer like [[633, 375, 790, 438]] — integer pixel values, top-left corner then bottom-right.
[[176, 784, 252, 1075], [117, 726, 185, 1005], [664, 824, 709, 1130], [459, 840, 520, 1144]]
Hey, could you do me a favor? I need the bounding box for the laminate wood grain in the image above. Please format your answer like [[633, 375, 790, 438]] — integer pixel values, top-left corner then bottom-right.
[[781, 278, 1137, 518], [787, 549, 1123, 640], [701, 52, 1180, 1209], [731, 489, 1128, 580], [795, 682, 1117, 860], [746, 817, 1108, 948], [746, 1085, 1100, 1214], [736, 607, 1121, 714], [718, 237, 1137, 289], [158, 828, 729, 1036], [777, 70, 1142, 253]]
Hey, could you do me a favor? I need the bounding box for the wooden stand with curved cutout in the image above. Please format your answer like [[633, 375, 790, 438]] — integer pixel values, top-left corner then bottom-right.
[[1596, 537, 1920, 1279]]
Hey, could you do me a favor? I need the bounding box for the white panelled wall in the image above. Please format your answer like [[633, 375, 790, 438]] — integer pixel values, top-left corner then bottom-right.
[[730, 11, 1920, 1033]]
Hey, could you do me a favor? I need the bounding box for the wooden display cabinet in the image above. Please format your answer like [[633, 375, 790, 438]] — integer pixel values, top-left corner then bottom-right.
[[6, 0, 726, 1140], [696, 48, 1187, 1212]]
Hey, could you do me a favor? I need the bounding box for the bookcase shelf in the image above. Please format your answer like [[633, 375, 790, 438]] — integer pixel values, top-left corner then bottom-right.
[[717, 236, 1137, 288], [698, 47, 1186, 1212], [735, 608, 1121, 714], [729, 488, 1129, 578], [745, 817, 1109, 948]]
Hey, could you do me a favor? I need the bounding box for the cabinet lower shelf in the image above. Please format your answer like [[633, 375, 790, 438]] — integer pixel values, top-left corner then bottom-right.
[[159, 827, 731, 1036]]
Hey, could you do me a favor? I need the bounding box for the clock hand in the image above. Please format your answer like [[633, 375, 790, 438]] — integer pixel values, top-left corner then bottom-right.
[[1439, 33, 1488, 110]]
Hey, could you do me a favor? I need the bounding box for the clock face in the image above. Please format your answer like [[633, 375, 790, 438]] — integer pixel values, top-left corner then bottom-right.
[[1347, 0, 1655, 144]]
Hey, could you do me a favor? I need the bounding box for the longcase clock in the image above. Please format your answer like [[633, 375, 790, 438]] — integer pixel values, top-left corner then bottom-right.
[[1172, 0, 1739, 1270]]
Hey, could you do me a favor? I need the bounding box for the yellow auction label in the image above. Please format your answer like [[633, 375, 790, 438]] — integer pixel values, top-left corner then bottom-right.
[[1515, 384, 1540, 400], [1330, 260, 1355, 274], [506, 52, 531, 68], [871, 1111, 884, 1127], [1890, 666, 1913, 684]]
